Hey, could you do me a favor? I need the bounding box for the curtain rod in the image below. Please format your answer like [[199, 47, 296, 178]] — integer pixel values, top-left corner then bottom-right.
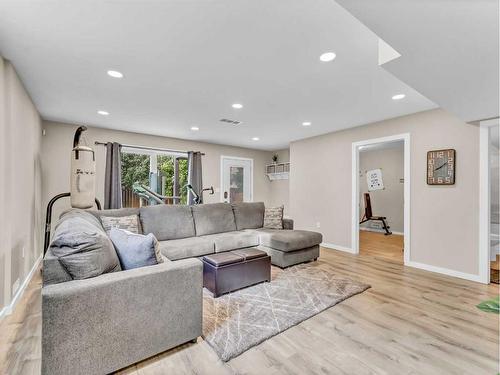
[[94, 141, 204, 156]]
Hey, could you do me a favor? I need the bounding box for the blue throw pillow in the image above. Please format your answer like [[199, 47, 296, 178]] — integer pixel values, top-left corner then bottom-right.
[[109, 228, 162, 270]]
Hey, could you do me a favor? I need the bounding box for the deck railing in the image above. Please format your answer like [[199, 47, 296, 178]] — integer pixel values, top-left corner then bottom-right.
[[121, 186, 182, 208]]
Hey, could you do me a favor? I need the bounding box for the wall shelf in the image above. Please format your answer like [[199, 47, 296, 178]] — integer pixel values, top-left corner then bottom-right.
[[266, 162, 290, 180]]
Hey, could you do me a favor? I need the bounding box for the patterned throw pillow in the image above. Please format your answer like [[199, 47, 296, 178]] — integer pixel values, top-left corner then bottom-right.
[[100, 214, 140, 235], [263, 206, 284, 229]]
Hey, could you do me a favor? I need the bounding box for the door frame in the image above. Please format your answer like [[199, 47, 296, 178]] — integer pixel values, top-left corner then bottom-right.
[[220, 155, 254, 203], [479, 118, 499, 284], [351, 133, 411, 264]]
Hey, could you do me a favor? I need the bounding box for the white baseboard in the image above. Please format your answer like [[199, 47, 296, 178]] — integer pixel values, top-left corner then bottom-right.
[[321, 242, 355, 254], [405, 260, 484, 284], [359, 227, 404, 236], [0, 253, 42, 320], [322, 240, 485, 283]]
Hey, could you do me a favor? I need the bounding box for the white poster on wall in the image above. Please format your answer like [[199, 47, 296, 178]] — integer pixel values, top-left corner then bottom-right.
[[366, 168, 384, 191]]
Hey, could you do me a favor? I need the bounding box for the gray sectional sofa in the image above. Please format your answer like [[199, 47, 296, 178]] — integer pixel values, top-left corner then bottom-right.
[[137, 202, 322, 268], [42, 202, 322, 375]]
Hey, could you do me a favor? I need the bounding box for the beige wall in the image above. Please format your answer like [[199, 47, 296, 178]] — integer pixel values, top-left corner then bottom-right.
[[41, 121, 277, 227], [0, 57, 43, 313], [359, 144, 404, 233], [290, 109, 480, 276], [268, 149, 290, 214]]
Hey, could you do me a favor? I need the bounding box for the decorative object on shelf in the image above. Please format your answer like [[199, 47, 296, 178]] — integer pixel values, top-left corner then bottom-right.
[[366, 168, 384, 191], [266, 162, 290, 180], [272, 154, 279, 164], [427, 149, 456, 185]]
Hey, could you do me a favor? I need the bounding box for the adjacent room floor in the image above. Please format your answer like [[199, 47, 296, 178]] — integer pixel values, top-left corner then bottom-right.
[[1, 248, 498, 375], [359, 230, 404, 264]]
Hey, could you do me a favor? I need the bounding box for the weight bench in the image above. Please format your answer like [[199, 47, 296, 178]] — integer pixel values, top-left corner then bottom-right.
[[359, 193, 392, 235]]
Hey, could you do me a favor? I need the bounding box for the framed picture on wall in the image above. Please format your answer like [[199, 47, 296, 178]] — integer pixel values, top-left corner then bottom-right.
[[366, 168, 384, 191], [427, 149, 456, 185]]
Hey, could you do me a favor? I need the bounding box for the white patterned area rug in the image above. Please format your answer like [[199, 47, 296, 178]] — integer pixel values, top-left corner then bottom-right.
[[202, 262, 370, 362]]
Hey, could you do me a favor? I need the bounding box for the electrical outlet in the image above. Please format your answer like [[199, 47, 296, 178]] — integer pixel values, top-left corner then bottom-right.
[[316, 222, 321, 228], [12, 278, 20, 295]]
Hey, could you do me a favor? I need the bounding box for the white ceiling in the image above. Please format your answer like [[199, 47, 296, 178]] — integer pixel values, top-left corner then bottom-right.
[[0, 0, 436, 150], [336, 0, 499, 123]]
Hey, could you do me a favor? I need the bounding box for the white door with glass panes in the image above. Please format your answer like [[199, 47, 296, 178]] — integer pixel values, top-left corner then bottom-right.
[[221, 156, 253, 203]]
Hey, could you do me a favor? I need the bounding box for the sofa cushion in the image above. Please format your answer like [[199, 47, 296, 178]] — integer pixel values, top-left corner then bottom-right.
[[109, 228, 163, 270], [158, 237, 215, 261], [50, 209, 121, 280], [140, 205, 195, 240], [252, 229, 323, 252], [231, 202, 265, 230], [191, 203, 236, 236], [201, 231, 259, 253], [42, 248, 72, 286]]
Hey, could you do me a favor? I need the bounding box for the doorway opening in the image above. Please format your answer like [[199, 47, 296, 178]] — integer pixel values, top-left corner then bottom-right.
[[220, 156, 254, 203], [479, 119, 500, 284], [352, 134, 410, 264]]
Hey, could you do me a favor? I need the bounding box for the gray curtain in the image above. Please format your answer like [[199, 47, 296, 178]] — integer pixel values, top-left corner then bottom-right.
[[187, 151, 203, 205], [104, 142, 122, 209]]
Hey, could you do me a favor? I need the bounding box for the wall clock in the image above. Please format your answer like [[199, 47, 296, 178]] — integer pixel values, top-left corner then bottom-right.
[[427, 149, 456, 185]]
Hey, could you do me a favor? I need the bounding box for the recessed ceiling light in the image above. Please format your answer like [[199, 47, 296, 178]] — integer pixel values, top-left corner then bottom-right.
[[392, 94, 406, 100], [190, 126, 199, 131], [232, 103, 243, 109], [252, 137, 259, 141], [319, 52, 336, 62], [97, 110, 109, 116], [302, 121, 312, 126], [107, 70, 123, 78]]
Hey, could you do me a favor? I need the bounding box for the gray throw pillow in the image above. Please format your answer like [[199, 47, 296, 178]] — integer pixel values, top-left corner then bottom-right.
[[109, 228, 163, 270], [100, 214, 140, 235], [263, 206, 284, 229], [50, 211, 121, 280]]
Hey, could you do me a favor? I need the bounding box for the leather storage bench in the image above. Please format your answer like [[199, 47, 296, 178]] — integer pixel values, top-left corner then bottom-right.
[[202, 248, 271, 297]]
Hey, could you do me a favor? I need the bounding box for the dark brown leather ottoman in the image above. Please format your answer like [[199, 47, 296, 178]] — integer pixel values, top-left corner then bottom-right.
[[202, 248, 271, 297]]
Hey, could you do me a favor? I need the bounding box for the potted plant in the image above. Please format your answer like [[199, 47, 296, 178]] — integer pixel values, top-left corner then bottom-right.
[[272, 154, 278, 164]]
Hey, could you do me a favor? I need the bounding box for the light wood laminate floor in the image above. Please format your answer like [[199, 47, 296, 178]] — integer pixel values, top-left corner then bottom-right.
[[359, 230, 404, 264], [1, 243, 498, 375]]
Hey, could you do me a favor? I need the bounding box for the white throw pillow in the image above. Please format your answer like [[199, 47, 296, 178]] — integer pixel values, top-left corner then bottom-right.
[[100, 214, 140, 235]]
